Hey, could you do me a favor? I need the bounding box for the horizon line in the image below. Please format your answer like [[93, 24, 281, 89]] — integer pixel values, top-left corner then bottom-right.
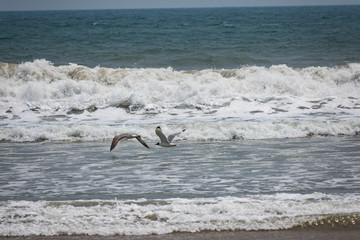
[[1, 4, 359, 12]]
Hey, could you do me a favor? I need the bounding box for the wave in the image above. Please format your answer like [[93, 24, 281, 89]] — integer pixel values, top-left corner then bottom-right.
[[1, 59, 359, 108], [1, 120, 360, 142], [1, 193, 359, 236], [1, 60, 360, 142]]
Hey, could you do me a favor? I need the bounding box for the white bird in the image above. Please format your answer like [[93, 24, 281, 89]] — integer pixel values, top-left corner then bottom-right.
[[110, 133, 149, 151], [155, 126, 186, 147]]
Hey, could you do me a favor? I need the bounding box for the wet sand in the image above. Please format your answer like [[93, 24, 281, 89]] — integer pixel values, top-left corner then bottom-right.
[[2, 229, 360, 240]]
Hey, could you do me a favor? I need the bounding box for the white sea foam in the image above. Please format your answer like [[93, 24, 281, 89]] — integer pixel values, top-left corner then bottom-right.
[[1, 60, 360, 142], [1, 193, 359, 236], [0, 120, 359, 142]]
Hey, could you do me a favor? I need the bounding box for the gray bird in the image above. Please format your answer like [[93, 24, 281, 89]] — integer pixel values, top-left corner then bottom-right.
[[110, 133, 149, 151]]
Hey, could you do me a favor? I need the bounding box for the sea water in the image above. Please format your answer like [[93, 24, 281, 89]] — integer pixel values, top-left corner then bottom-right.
[[0, 6, 360, 237], [0, 138, 360, 236], [1, 6, 360, 69]]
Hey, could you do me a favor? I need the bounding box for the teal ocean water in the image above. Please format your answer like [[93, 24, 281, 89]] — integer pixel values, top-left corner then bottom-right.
[[1, 6, 360, 69], [1, 6, 360, 237]]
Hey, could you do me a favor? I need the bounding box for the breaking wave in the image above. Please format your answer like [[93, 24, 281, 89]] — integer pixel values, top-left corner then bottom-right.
[[1, 59, 360, 142], [1, 193, 360, 236]]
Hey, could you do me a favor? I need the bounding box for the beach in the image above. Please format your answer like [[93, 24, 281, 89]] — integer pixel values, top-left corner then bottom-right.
[[1, 6, 360, 239], [1, 229, 360, 240]]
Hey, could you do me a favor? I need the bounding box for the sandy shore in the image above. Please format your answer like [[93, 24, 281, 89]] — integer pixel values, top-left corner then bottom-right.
[[2, 229, 360, 240]]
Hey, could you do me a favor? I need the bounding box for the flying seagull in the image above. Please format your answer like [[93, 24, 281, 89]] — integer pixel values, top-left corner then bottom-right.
[[110, 133, 149, 151], [155, 126, 186, 147]]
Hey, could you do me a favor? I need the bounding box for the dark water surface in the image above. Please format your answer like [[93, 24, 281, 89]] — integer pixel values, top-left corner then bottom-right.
[[1, 6, 360, 69]]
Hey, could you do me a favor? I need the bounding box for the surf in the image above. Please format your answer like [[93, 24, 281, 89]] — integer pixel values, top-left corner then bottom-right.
[[1, 194, 360, 236], [1, 60, 360, 142]]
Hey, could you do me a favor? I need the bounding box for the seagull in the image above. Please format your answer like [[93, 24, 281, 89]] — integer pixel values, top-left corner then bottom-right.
[[110, 133, 149, 151], [155, 126, 186, 147]]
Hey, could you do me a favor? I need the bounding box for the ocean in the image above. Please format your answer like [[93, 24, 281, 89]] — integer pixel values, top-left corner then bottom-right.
[[1, 5, 360, 239]]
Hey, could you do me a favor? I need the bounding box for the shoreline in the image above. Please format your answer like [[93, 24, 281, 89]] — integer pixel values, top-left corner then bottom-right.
[[2, 229, 360, 240]]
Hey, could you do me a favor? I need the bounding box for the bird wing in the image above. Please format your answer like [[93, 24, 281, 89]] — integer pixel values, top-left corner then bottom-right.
[[110, 134, 130, 151], [156, 127, 169, 144], [136, 136, 150, 149], [167, 129, 186, 143]]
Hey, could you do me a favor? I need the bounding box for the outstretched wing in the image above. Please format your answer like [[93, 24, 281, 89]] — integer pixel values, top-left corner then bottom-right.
[[136, 136, 150, 149], [167, 129, 186, 143], [110, 133, 130, 151], [156, 127, 169, 144]]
